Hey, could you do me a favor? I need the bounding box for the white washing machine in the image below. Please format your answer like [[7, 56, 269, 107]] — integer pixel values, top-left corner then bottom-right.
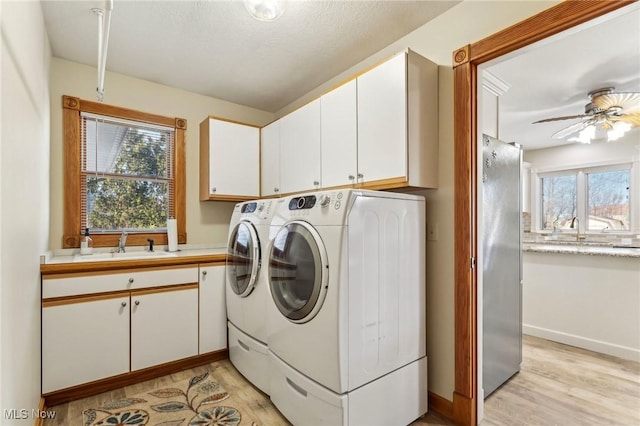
[[226, 199, 274, 395], [266, 189, 428, 426]]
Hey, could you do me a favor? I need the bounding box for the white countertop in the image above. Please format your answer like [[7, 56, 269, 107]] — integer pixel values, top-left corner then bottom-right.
[[41, 243, 227, 265]]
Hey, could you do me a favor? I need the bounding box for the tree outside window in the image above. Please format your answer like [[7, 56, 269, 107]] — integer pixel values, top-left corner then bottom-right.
[[541, 174, 576, 230]]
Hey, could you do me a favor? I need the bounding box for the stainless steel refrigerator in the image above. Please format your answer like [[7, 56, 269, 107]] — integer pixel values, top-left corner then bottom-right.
[[482, 134, 522, 397]]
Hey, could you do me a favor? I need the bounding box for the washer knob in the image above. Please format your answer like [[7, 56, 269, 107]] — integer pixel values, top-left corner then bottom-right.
[[319, 194, 330, 207], [257, 203, 265, 211]]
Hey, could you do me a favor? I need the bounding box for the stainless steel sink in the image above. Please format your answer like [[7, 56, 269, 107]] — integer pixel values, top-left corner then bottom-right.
[[73, 251, 177, 262]]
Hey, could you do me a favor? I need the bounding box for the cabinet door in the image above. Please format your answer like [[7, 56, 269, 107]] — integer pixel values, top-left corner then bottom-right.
[[131, 285, 198, 371], [42, 294, 129, 393], [321, 80, 357, 188], [261, 120, 281, 196], [279, 99, 321, 194], [207, 118, 259, 198], [199, 264, 227, 353], [357, 52, 407, 183]]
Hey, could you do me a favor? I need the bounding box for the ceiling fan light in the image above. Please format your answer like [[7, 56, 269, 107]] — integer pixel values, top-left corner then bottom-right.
[[607, 121, 632, 142], [244, 0, 287, 21], [568, 124, 595, 144]]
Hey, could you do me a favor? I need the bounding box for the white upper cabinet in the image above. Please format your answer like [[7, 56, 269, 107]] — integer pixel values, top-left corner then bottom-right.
[[258, 49, 438, 196], [260, 120, 281, 197], [356, 50, 438, 189], [200, 117, 260, 200], [279, 99, 322, 194], [357, 52, 407, 184], [321, 80, 358, 188]]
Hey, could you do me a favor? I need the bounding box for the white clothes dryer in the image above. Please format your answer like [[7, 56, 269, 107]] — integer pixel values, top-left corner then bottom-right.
[[226, 199, 274, 394], [266, 189, 428, 425]]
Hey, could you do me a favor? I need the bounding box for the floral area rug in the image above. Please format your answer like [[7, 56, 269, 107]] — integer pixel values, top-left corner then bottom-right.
[[82, 371, 258, 426]]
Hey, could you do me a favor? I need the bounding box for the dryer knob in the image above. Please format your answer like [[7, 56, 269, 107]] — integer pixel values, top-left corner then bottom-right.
[[319, 194, 330, 207], [257, 203, 265, 211]]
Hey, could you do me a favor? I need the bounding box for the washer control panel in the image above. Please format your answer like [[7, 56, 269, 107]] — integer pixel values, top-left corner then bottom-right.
[[240, 200, 273, 219]]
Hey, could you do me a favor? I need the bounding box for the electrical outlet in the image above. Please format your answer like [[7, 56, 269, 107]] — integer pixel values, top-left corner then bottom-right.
[[427, 223, 438, 241]]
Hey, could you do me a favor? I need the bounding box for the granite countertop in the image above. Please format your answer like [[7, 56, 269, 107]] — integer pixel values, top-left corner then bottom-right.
[[523, 242, 640, 258]]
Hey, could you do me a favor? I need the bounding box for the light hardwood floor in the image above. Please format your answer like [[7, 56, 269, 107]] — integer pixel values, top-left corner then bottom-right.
[[480, 335, 640, 426], [46, 335, 639, 425]]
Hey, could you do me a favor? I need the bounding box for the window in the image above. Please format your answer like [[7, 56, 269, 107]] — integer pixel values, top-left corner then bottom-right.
[[539, 164, 631, 233], [586, 169, 630, 231], [541, 173, 577, 230], [63, 95, 186, 248]]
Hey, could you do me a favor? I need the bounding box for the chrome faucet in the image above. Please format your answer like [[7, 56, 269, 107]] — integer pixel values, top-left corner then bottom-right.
[[570, 217, 584, 242], [117, 231, 128, 253]]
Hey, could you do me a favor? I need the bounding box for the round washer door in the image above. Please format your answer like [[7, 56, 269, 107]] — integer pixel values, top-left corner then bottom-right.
[[226, 221, 261, 297], [269, 221, 328, 323]]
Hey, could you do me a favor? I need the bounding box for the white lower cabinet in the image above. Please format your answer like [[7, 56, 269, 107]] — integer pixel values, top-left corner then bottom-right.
[[42, 263, 225, 394], [42, 293, 130, 393], [131, 285, 199, 371], [199, 264, 227, 354]]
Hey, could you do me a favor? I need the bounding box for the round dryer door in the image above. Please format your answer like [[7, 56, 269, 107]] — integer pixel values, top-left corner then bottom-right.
[[269, 221, 328, 323], [227, 221, 261, 297]]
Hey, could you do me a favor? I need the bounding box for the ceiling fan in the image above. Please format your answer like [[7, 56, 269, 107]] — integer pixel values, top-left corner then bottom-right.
[[533, 87, 640, 143]]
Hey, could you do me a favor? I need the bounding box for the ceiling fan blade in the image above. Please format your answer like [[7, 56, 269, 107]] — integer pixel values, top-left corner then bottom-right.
[[613, 112, 640, 127], [532, 114, 590, 124], [592, 92, 640, 113], [551, 120, 593, 139]]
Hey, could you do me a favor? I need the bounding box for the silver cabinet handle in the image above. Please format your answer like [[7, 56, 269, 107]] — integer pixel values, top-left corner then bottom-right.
[[348, 175, 355, 180], [121, 301, 127, 307], [274, 187, 280, 193], [313, 180, 319, 187], [202, 270, 207, 276], [357, 173, 364, 179], [134, 300, 140, 306], [211, 187, 216, 193], [128, 278, 134, 284]]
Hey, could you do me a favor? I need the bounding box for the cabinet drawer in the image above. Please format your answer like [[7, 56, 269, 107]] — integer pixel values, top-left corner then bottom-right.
[[43, 265, 199, 298]]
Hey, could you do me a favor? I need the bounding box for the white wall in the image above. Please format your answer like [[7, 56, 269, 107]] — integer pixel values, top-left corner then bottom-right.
[[278, 0, 560, 402], [49, 59, 275, 250], [523, 252, 640, 361], [524, 134, 639, 168], [1, 0, 51, 422]]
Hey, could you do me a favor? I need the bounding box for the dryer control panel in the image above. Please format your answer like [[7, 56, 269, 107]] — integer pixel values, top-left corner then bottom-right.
[[288, 192, 345, 212], [288, 195, 316, 210]]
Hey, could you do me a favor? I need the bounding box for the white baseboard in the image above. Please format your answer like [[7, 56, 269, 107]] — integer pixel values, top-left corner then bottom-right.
[[523, 324, 640, 362]]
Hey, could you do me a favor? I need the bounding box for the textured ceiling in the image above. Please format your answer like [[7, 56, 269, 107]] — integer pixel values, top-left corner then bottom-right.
[[487, 2, 640, 150], [41, 0, 459, 112]]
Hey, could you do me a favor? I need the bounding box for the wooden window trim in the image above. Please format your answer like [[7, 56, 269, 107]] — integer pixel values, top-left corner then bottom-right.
[[62, 95, 187, 248], [449, 1, 635, 425]]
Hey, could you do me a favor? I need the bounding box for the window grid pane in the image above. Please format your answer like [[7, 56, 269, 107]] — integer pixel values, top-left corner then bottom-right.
[[541, 174, 577, 230], [587, 170, 630, 231]]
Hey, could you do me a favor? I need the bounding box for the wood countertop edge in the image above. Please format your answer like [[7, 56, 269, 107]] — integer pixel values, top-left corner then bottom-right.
[[40, 253, 227, 275]]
